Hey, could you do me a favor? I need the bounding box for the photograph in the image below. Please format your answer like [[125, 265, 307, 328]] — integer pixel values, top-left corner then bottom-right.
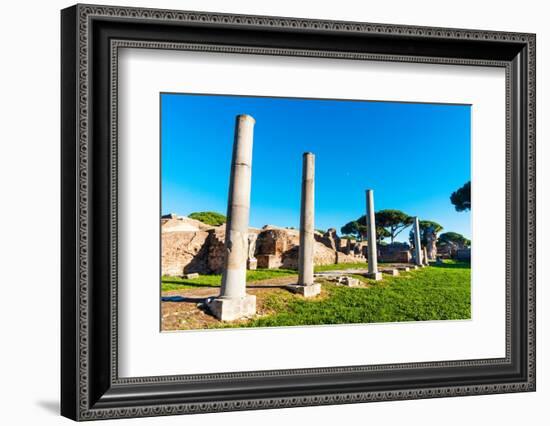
[[160, 93, 472, 331], [57, 3, 536, 420]]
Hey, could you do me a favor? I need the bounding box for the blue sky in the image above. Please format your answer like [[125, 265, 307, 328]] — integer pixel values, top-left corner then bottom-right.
[[161, 93, 471, 241]]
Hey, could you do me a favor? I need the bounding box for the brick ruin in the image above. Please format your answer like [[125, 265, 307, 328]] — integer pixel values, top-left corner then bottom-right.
[[161, 216, 366, 277]]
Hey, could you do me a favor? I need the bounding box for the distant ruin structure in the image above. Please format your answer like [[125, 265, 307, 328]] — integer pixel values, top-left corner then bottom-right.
[[378, 242, 412, 263]]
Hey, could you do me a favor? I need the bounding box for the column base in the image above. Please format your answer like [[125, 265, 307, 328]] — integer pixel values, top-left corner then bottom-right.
[[381, 268, 399, 276], [206, 295, 256, 321], [364, 272, 383, 281], [286, 283, 321, 298]]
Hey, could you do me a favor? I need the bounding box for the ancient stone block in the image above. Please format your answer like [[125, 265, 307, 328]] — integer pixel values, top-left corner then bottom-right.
[[339, 276, 360, 287], [364, 272, 382, 281], [206, 295, 256, 321], [183, 273, 200, 279], [247, 258, 257, 270], [381, 268, 399, 276], [286, 283, 322, 297]]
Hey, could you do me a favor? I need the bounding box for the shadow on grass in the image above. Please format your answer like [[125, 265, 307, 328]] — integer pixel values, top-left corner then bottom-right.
[[248, 269, 298, 278], [247, 284, 292, 289], [162, 295, 207, 303], [430, 261, 471, 269], [162, 279, 220, 288], [162, 269, 297, 289], [163, 281, 291, 290], [161, 295, 216, 319]]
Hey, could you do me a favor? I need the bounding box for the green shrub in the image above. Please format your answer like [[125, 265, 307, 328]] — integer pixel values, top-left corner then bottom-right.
[[188, 211, 227, 226]]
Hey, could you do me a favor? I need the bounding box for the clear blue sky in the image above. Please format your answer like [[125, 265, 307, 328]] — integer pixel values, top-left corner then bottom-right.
[[161, 93, 471, 241]]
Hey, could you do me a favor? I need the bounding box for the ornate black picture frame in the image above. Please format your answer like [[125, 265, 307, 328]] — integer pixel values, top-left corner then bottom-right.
[[61, 3, 536, 421]]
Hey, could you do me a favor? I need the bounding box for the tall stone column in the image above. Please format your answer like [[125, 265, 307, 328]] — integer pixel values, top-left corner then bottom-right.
[[207, 115, 256, 321], [365, 189, 382, 280], [413, 216, 423, 266], [287, 152, 321, 297]]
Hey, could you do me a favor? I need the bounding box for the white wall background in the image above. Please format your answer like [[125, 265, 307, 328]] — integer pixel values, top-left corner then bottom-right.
[[0, 0, 546, 424]]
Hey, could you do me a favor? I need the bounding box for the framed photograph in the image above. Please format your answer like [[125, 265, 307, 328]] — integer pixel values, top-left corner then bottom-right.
[[61, 4, 536, 421]]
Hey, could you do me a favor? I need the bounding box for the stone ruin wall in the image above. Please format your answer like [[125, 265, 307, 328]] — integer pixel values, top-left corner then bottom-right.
[[161, 230, 210, 276], [378, 242, 412, 263], [161, 217, 365, 277]]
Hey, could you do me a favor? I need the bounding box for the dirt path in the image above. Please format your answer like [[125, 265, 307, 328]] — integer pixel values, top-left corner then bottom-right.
[[161, 275, 299, 331], [161, 264, 416, 331]]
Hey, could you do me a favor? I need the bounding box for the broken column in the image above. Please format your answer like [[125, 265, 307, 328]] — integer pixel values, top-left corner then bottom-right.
[[247, 233, 258, 270], [423, 246, 429, 266], [207, 115, 256, 320], [413, 216, 423, 267], [365, 189, 382, 280], [345, 238, 352, 255], [287, 152, 321, 297], [425, 225, 438, 261]]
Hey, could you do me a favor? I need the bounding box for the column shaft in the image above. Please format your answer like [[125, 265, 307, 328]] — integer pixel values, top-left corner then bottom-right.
[[366, 189, 378, 274], [413, 217, 423, 266], [298, 153, 315, 286], [220, 115, 255, 299]]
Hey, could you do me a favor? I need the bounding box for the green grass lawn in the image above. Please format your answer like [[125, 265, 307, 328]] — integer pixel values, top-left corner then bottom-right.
[[161, 268, 297, 291], [314, 261, 410, 272], [314, 262, 368, 272], [163, 262, 381, 291], [214, 260, 471, 328]]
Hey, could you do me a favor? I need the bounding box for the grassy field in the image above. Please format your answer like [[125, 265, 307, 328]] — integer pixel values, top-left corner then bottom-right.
[[314, 261, 403, 272], [161, 268, 297, 291], [162, 260, 471, 328], [162, 263, 370, 291], [216, 261, 470, 328], [314, 262, 369, 272]]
